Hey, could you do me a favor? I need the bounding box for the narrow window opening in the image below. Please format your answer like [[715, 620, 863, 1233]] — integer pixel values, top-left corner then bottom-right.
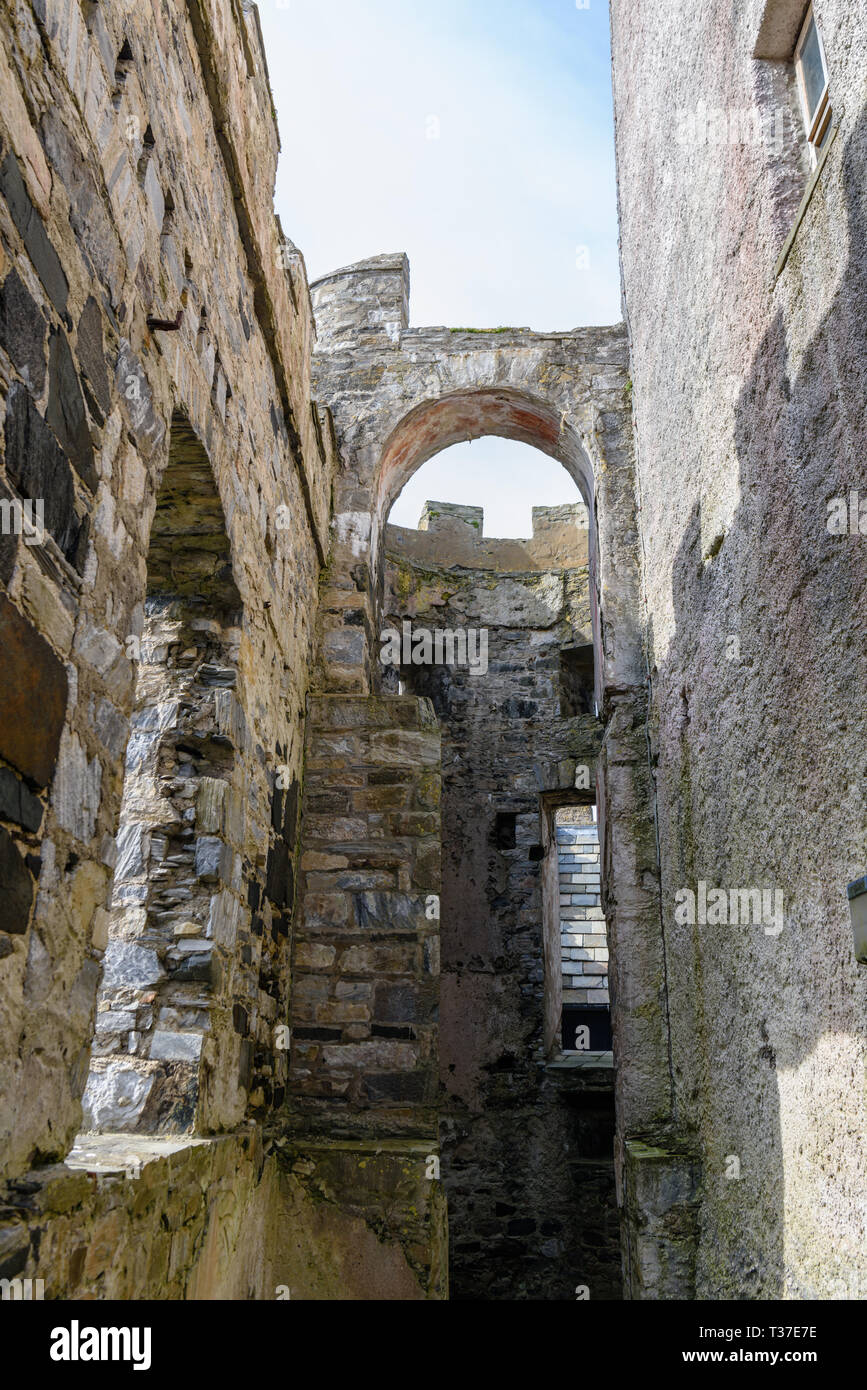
[[160, 189, 176, 238], [557, 804, 610, 1053], [136, 124, 155, 185], [559, 643, 595, 717], [542, 799, 610, 1059], [794, 5, 832, 167]]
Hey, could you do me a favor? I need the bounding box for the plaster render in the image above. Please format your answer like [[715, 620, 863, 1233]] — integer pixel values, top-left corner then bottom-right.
[[610, 0, 867, 1298]]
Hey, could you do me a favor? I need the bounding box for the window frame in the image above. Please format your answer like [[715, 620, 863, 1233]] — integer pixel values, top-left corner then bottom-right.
[[794, 4, 832, 166]]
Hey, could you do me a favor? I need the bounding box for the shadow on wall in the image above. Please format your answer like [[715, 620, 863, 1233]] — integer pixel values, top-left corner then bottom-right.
[[654, 103, 867, 1298]]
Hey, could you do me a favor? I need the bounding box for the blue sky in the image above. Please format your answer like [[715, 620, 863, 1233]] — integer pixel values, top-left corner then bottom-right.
[[258, 0, 620, 536]]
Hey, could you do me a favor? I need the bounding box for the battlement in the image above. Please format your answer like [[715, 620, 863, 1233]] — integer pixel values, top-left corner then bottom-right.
[[385, 500, 589, 572]]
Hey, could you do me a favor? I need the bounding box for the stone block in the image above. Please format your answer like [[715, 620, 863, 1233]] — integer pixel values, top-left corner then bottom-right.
[[0, 596, 68, 789], [3, 384, 84, 567], [0, 268, 46, 392], [46, 327, 97, 490], [265, 839, 293, 907], [52, 729, 102, 842], [296, 942, 337, 970], [76, 296, 111, 415], [150, 1032, 203, 1063], [0, 764, 43, 832], [113, 341, 164, 459], [321, 1040, 416, 1070], [374, 982, 420, 1023], [40, 108, 125, 304], [19, 559, 76, 656], [0, 825, 35, 934], [354, 892, 429, 933], [94, 1010, 135, 1032], [0, 151, 68, 312], [80, 1062, 154, 1131], [362, 1071, 432, 1103], [208, 890, 239, 948], [196, 777, 226, 834], [194, 836, 223, 882], [102, 940, 163, 990]]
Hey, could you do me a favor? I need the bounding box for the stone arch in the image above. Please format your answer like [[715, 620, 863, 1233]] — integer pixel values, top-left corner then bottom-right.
[[373, 412, 612, 1296], [371, 386, 601, 689], [374, 387, 596, 520], [82, 412, 248, 1137]]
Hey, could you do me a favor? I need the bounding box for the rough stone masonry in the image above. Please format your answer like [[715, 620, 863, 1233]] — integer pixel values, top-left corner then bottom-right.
[[0, 0, 864, 1302]]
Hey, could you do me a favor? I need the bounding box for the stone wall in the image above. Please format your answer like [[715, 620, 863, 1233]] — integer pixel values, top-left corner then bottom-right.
[[380, 512, 621, 1299], [610, 0, 867, 1297], [306, 265, 668, 1256], [6, 0, 844, 1303], [289, 694, 442, 1141], [305, 251, 668, 1296], [0, 0, 336, 1180]]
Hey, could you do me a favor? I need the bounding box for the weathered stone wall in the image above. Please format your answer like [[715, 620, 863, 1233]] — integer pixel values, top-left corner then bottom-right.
[[6, 0, 838, 1303], [610, 0, 867, 1296], [307, 255, 632, 698], [289, 694, 442, 1141], [0, 0, 332, 1184], [380, 515, 621, 1299], [308, 253, 666, 1298]]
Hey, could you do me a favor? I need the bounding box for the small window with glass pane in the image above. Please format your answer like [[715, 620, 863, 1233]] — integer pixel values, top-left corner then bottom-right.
[[794, 5, 832, 166]]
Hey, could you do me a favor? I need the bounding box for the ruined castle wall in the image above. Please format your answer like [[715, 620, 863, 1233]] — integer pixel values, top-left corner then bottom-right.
[[308, 256, 669, 1296], [381, 527, 621, 1300], [610, 0, 867, 1296], [0, 0, 335, 1181]]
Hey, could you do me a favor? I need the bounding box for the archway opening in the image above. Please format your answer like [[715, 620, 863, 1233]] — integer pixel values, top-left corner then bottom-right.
[[374, 388, 595, 554]]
